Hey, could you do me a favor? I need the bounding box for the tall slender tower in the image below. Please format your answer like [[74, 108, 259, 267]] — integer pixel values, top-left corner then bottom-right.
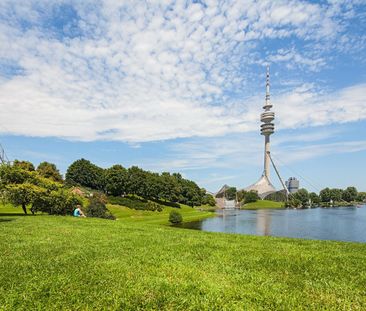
[[244, 66, 276, 199], [260, 66, 275, 179]]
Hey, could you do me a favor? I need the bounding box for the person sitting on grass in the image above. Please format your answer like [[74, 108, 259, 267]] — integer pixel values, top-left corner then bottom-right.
[[73, 205, 86, 218]]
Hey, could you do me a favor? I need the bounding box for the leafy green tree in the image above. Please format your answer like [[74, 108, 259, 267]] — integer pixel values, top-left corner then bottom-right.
[[145, 172, 162, 200], [236, 190, 247, 202], [292, 188, 309, 207], [356, 192, 366, 202], [2, 183, 38, 214], [286, 198, 302, 208], [342, 186, 358, 202], [13, 160, 35, 171], [309, 192, 320, 205], [65, 159, 105, 190], [320, 187, 331, 202], [329, 188, 343, 202], [179, 179, 202, 207], [0, 164, 30, 186], [37, 162, 63, 182], [104, 165, 128, 196], [126, 166, 148, 198], [243, 190, 259, 203], [158, 172, 181, 202], [225, 187, 237, 200], [202, 193, 216, 206]]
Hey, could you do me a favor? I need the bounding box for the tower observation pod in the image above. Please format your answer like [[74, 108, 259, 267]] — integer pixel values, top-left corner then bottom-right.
[[244, 66, 276, 199]]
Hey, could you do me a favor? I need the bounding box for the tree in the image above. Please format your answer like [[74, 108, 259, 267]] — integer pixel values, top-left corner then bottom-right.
[[0, 164, 30, 186], [309, 192, 320, 205], [202, 193, 216, 206], [320, 187, 331, 202], [225, 187, 237, 200], [37, 162, 63, 182], [243, 190, 259, 203], [104, 165, 128, 196], [292, 188, 309, 207], [342, 186, 358, 202], [13, 160, 35, 171], [2, 183, 38, 214], [65, 159, 105, 190], [126, 166, 148, 198], [356, 192, 366, 202], [329, 188, 343, 202]]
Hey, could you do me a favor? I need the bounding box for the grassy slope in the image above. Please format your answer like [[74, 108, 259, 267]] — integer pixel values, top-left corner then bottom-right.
[[108, 203, 215, 225], [0, 216, 366, 310], [242, 200, 285, 209]]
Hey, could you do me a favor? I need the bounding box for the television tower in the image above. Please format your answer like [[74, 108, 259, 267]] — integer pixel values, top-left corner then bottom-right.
[[244, 66, 276, 198], [261, 66, 275, 179]]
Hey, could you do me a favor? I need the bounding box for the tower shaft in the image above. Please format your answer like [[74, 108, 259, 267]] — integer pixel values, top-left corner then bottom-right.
[[264, 134, 270, 179]]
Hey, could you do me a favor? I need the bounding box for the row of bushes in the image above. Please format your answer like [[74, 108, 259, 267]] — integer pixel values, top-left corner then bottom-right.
[[108, 196, 164, 212]]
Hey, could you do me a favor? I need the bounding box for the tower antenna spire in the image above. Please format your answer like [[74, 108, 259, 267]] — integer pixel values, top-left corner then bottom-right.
[[265, 65, 270, 106]]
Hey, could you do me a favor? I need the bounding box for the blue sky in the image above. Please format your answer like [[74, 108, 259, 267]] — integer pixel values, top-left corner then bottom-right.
[[0, 0, 365, 192]]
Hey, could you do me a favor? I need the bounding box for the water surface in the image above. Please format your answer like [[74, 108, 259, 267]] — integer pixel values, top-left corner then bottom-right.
[[177, 206, 366, 242]]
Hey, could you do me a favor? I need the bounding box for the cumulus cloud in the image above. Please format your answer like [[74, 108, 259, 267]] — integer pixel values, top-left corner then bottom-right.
[[0, 0, 364, 142]]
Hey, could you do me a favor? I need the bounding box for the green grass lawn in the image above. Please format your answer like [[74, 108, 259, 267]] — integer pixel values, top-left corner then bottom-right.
[[107, 203, 215, 225], [1, 209, 366, 310], [242, 199, 285, 209]]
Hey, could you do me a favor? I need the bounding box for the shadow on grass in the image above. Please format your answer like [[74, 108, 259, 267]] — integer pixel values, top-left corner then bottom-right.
[[0, 213, 29, 217], [0, 218, 16, 222]]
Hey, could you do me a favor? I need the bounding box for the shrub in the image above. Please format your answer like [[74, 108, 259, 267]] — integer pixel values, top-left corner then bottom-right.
[[32, 189, 82, 215], [169, 210, 183, 224], [86, 198, 115, 220]]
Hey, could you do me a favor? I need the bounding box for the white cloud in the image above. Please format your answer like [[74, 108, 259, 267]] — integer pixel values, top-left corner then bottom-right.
[[0, 0, 364, 142]]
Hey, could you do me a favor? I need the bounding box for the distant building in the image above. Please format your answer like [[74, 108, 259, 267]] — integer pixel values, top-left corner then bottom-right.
[[285, 177, 299, 193]]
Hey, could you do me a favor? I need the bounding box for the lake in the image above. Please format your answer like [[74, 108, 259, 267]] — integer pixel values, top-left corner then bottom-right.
[[177, 206, 366, 242]]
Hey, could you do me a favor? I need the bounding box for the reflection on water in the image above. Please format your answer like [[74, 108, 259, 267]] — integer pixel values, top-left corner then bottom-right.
[[176, 206, 366, 242]]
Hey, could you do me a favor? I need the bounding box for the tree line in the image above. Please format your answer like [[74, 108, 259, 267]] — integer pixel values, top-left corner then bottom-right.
[[65, 159, 215, 207], [286, 186, 365, 208]]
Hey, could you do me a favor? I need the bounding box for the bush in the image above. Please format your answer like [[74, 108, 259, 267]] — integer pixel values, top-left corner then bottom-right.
[[32, 189, 82, 215], [244, 190, 259, 203], [86, 198, 115, 220], [169, 210, 183, 224]]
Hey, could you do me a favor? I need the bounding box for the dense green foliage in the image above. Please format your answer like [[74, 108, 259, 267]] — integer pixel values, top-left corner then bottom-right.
[[65, 158, 105, 190], [66, 158, 210, 207], [264, 190, 287, 202], [0, 164, 81, 215], [13, 159, 35, 171], [169, 210, 183, 224], [286, 186, 362, 208], [86, 197, 115, 220], [1, 215, 365, 310], [36, 161, 63, 182], [224, 186, 237, 200], [237, 190, 260, 204], [104, 164, 128, 196]]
